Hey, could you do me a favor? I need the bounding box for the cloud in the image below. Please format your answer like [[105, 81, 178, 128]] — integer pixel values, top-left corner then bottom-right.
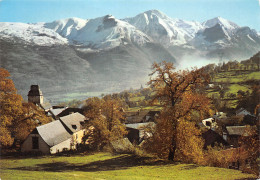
[[259, 0, 260, 6]]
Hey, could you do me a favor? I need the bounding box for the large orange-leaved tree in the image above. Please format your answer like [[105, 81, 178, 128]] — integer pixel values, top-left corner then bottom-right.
[[147, 61, 212, 161], [0, 68, 24, 147], [0, 68, 51, 148]]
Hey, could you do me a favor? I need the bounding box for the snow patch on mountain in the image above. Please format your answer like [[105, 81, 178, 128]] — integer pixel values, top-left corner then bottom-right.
[[0, 22, 67, 46]]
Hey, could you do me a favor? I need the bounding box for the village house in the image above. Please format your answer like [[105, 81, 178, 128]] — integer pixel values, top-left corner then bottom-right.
[[201, 118, 218, 130], [56, 107, 84, 118], [48, 106, 68, 120], [236, 108, 254, 117], [60, 112, 87, 147], [125, 110, 160, 124], [125, 122, 155, 144], [202, 129, 228, 149], [21, 112, 87, 154], [21, 120, 72, 154], [143, 111, 160, 122], [212, 112, 227, 121], [223, 126, 256, 147]]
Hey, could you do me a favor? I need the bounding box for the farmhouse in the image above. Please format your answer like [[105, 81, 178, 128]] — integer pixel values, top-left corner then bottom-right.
[[21, 120, 72, 154], [201, 118, 217, 130], [60, 112, 87, 146], [144, 111, 160, 122], [21, 112, 87, 154], [223, 126, 256, 147], [202, 129, 228, 149], [212, 112, 227, 121], [125, 122, 155, 144], [48, 106, 68, 120]]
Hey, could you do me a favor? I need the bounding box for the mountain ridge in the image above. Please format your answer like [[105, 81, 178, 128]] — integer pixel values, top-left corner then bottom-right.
[[0, 9, 259, 102]]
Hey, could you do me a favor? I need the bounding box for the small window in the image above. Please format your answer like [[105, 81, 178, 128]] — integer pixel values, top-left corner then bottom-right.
[[206, 121, 211, 126], [72, 125, 77, 129], [32, 137, 39, 149]]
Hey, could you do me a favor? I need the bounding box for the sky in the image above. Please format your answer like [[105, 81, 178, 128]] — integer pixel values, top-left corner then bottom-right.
[[0, 0, 259, 30]]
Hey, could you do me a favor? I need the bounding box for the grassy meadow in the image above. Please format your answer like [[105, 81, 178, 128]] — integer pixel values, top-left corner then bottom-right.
[[0, 152, 257, 180], [208, 70, 260, 108]]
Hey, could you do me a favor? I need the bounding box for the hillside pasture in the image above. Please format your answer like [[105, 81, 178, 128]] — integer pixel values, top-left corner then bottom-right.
[[0, 153, 257, 180], [214, 71, 260, 83]]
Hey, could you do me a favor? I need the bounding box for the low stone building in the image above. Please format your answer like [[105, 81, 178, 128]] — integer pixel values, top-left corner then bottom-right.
[[21, 120, 72, 154], [223, 126, 256, 147], [125, 122, 155, 144], [21, 112, 87, 154], [60, 112, 87, 146], [202, 129, 228, 149]]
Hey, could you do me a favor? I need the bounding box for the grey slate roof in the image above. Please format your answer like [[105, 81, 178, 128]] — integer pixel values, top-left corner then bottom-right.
[[60, 112, 86, 133], [39, 97, 52, 111], [125, 122, 155, 130], [50, 107, 68, 116], [36, 120, 72, 147], [226, 126, 256, 136], [226, 126, 246, 136]]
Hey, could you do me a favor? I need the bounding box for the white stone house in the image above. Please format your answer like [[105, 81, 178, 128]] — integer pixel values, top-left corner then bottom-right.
[[21, 120, 72, 154], [21, 113, 87, 154], [202, 118, 218, 130], [60, 112, 87, 147]]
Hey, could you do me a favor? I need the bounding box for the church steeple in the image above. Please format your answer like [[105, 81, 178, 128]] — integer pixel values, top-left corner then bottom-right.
[[28, 85, 43, 104]]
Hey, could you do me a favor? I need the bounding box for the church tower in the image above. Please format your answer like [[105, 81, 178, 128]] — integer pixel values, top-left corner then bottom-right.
[[28, 85, 43, 104]]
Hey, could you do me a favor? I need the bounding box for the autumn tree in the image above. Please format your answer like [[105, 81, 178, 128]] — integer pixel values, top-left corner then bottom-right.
[[0, 68, 51, 148], [83, 96, 127, 150], [237, 84, 260, 114], [0, 68, 23, 147], [238, 127, 259, 175], [147, 61, 212, 161], [13, 103, 52, 143]]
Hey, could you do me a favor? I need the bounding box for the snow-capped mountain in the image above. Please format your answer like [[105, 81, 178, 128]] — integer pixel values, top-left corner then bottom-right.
[[0, 10, 259, 102], [124, 10, 203, 46], [192, 17, 239, 47], [44, 15, 152, 49], [1, 10, 259, 54], [124, 10, 260, 57], [191, 16, 260, 57], [203, 17, 239, 32], [0, 22, 68, 46]]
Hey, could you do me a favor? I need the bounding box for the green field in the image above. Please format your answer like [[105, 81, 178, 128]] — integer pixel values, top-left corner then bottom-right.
[[0, 153, 257, 180], [214, 71, 260, 83], [208, 70, 259, 108], [128, 106, 163, 112], [129, 96, 146, 102]]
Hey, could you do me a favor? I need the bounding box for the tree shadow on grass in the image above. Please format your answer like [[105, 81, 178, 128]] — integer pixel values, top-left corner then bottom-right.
[[10, 154, 181, 172]]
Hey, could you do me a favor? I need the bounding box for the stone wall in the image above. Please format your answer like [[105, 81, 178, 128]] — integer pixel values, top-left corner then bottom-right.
[[21, 134, 50, 154]]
